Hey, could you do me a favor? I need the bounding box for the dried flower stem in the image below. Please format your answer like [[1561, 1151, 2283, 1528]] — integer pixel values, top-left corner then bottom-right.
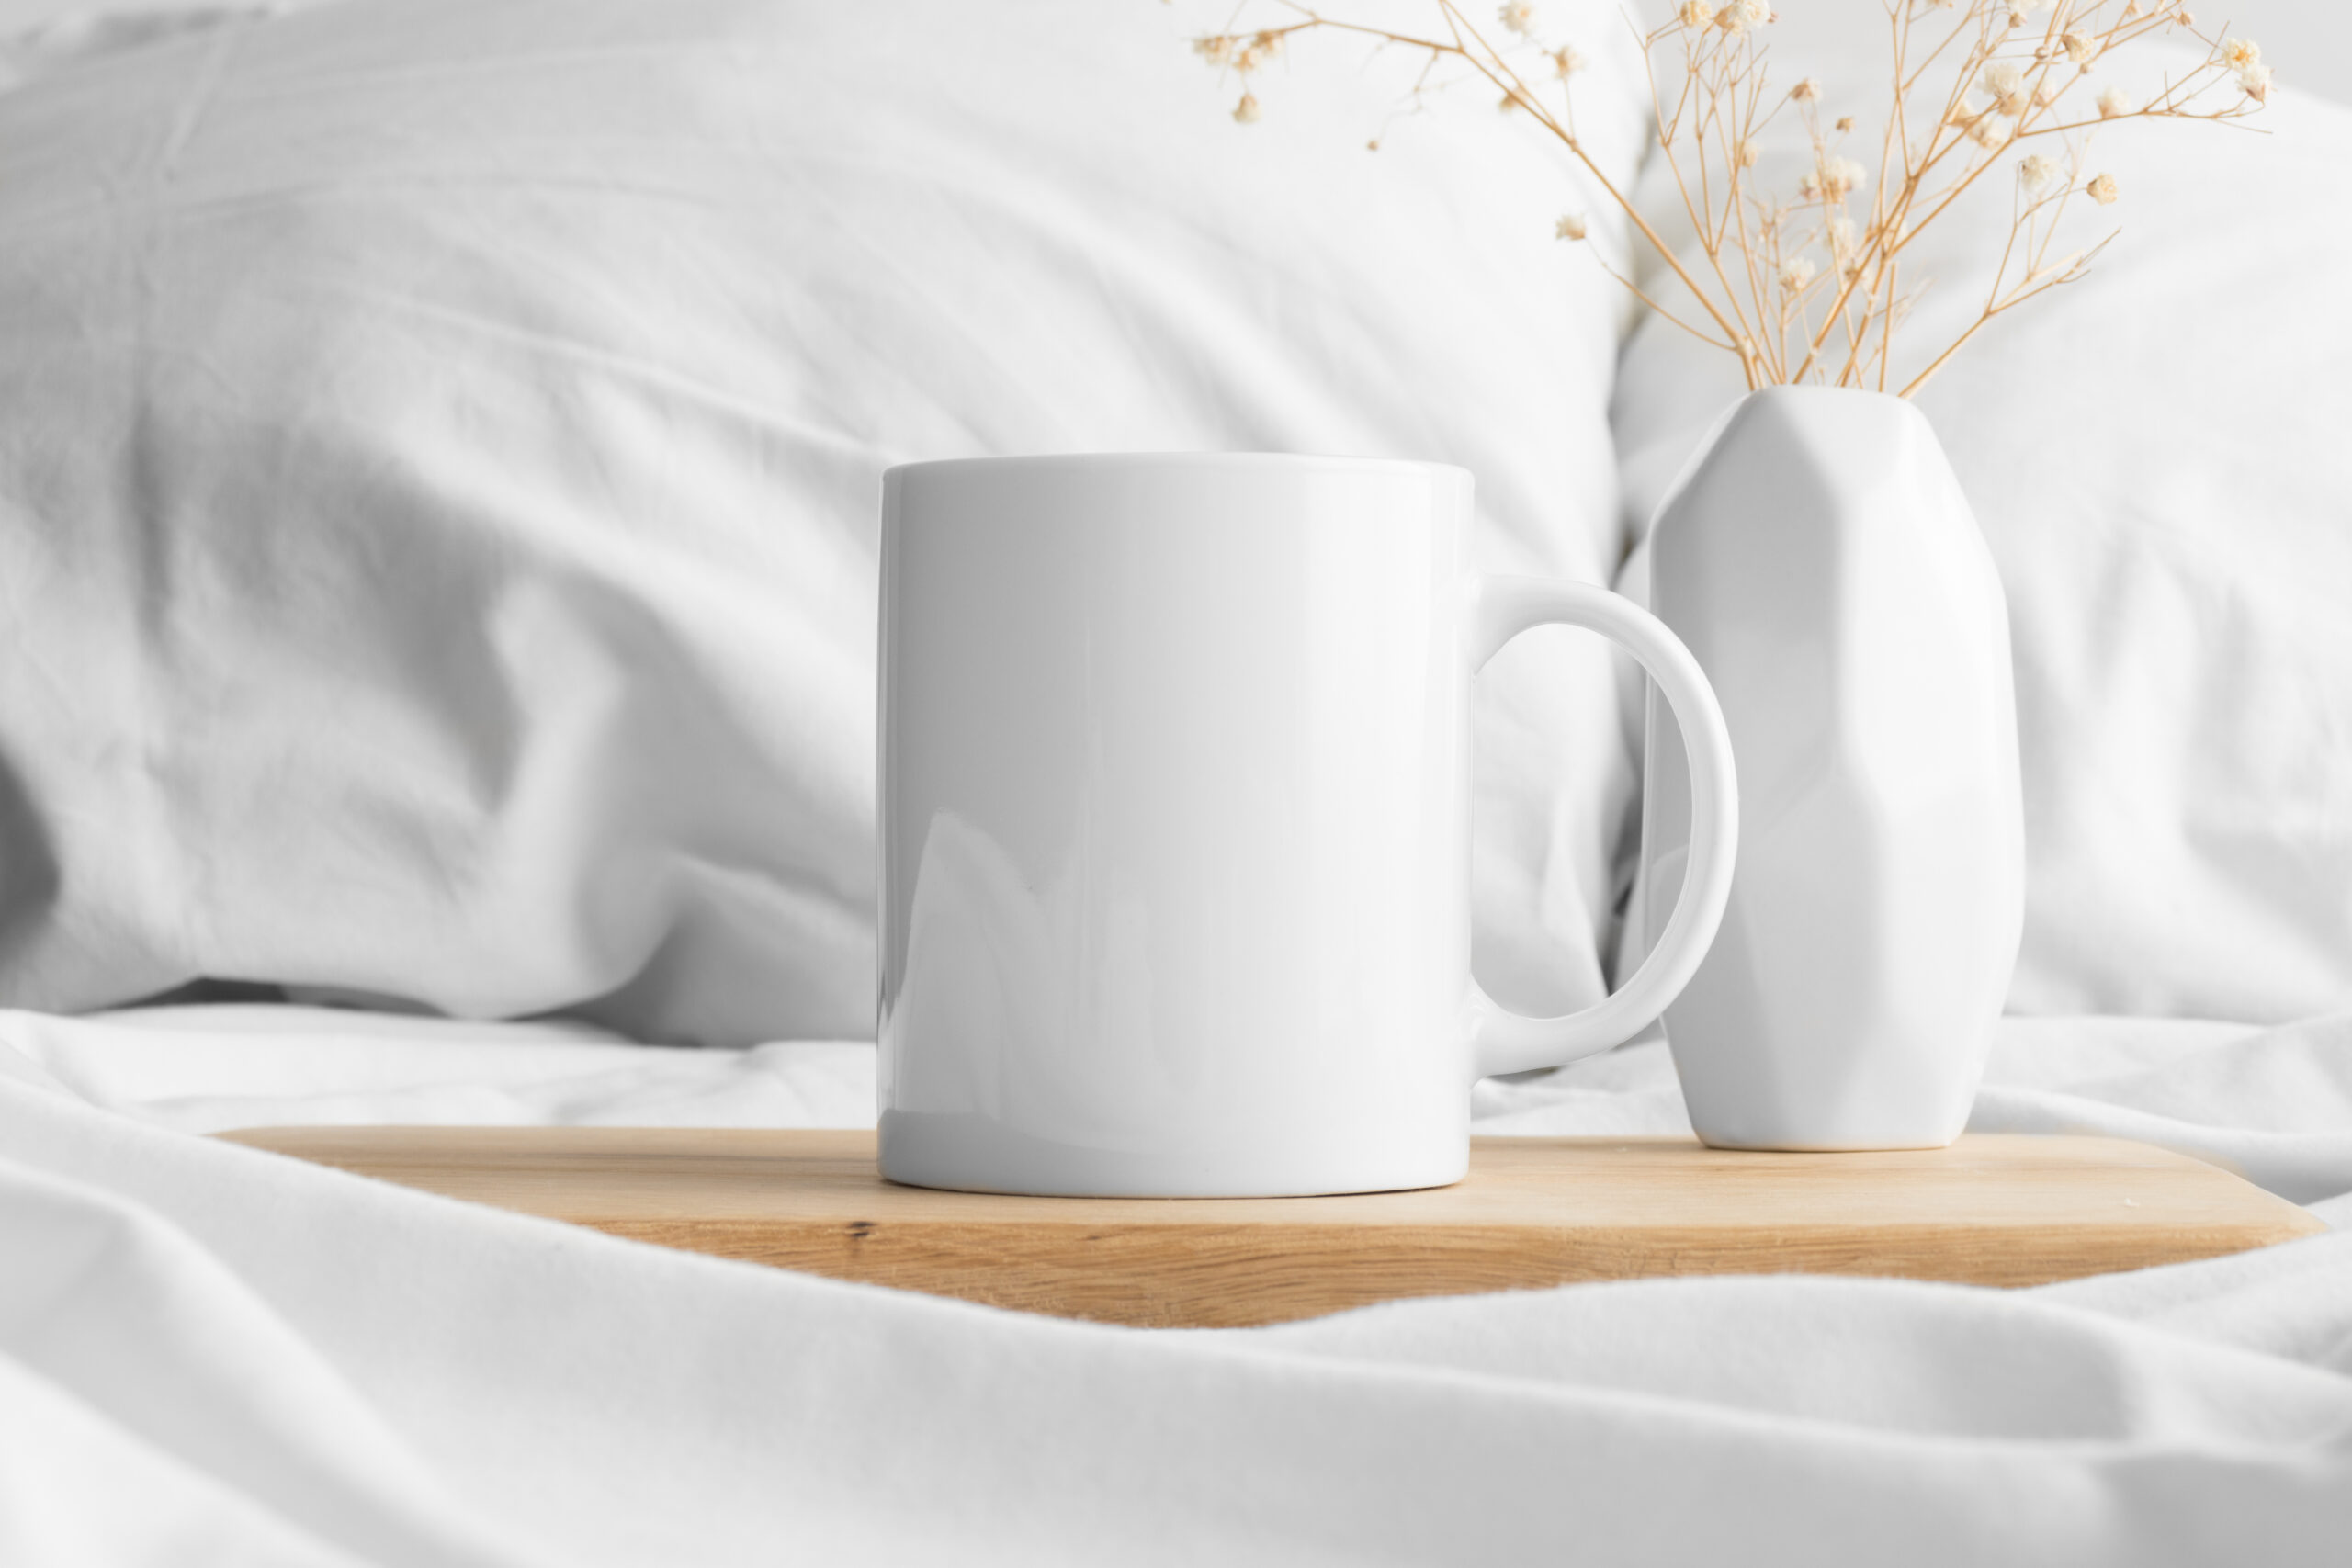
[[1186, 0, 2270, 394]]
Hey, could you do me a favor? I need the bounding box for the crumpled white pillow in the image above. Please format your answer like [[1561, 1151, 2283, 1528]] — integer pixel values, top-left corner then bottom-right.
[[0, 0, 1653, 1043], [1611, 26, 2352, 1023]]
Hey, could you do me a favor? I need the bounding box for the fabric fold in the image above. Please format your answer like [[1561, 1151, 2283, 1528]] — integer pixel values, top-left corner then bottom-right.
[[3, 1006, 2350, 1562]]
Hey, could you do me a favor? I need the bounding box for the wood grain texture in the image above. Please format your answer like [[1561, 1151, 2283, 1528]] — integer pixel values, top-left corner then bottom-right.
[[217, 1128, 2325, 1328]]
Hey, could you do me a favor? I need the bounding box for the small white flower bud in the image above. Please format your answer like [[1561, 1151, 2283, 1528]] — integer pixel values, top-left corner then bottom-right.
[[1718, 0, 1770, 35], [1555, 213, 1589, 241], [1980, 62, 2030, 118], [1797, 155, 1865, 202], [2096, 84, 2132, 118], [2086, 171, 2119, 204], [1232, 92, 1261, 124]]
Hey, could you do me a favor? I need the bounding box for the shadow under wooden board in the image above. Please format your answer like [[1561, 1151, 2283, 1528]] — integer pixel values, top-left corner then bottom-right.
[[218, 1128, 2324, 1329]]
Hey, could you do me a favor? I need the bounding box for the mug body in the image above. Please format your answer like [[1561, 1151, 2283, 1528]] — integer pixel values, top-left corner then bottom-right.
[[878, 454, 1476, 1196]]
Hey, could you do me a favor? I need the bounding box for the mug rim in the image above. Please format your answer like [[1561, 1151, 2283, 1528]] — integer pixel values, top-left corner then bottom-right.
[[883, 451, 1472, 485]]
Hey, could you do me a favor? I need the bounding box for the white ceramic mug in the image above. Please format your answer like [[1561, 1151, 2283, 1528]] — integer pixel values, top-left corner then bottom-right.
[[877, 454, 1737, 1197]]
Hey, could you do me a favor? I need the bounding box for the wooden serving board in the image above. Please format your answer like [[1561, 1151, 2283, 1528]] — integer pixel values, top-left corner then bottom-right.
[[219, 1128, 2324, 1328]]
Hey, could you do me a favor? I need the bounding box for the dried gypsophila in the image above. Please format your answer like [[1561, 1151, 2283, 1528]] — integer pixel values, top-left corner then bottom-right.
[[1799, 155, 1869, 202], [1182, 0, 2273, 397], [1981, 62, 2030, 118], [1718, 0, 1770, 36]]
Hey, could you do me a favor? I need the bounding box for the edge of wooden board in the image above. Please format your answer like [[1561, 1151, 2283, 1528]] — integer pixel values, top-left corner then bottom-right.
[[214, 1126, 2325, 1327]]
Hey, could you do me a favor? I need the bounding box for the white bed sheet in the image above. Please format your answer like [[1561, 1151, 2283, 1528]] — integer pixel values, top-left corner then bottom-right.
[[4, 1006, 2349, 1563]]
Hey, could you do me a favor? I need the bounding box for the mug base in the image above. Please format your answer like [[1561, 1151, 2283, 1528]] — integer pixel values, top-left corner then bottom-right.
[[878, 1110, 1466, 1199]]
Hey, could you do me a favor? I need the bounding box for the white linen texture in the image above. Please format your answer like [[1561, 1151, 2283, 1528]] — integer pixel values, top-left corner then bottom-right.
[[0, 0, 1651, 1044], [2, 1003, 2349, 1566], [0, 2, 2346, 1562]]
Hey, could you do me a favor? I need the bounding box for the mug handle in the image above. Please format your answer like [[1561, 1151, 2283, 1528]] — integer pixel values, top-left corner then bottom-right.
[[1463, 575, 1738, 1080]]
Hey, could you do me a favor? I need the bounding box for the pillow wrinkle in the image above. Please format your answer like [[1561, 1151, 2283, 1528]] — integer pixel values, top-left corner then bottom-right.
[[0, 0, 1649, 1043]]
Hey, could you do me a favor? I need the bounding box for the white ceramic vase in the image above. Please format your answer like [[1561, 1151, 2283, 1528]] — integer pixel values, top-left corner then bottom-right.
[[1633, 386, 2024, 1150]]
